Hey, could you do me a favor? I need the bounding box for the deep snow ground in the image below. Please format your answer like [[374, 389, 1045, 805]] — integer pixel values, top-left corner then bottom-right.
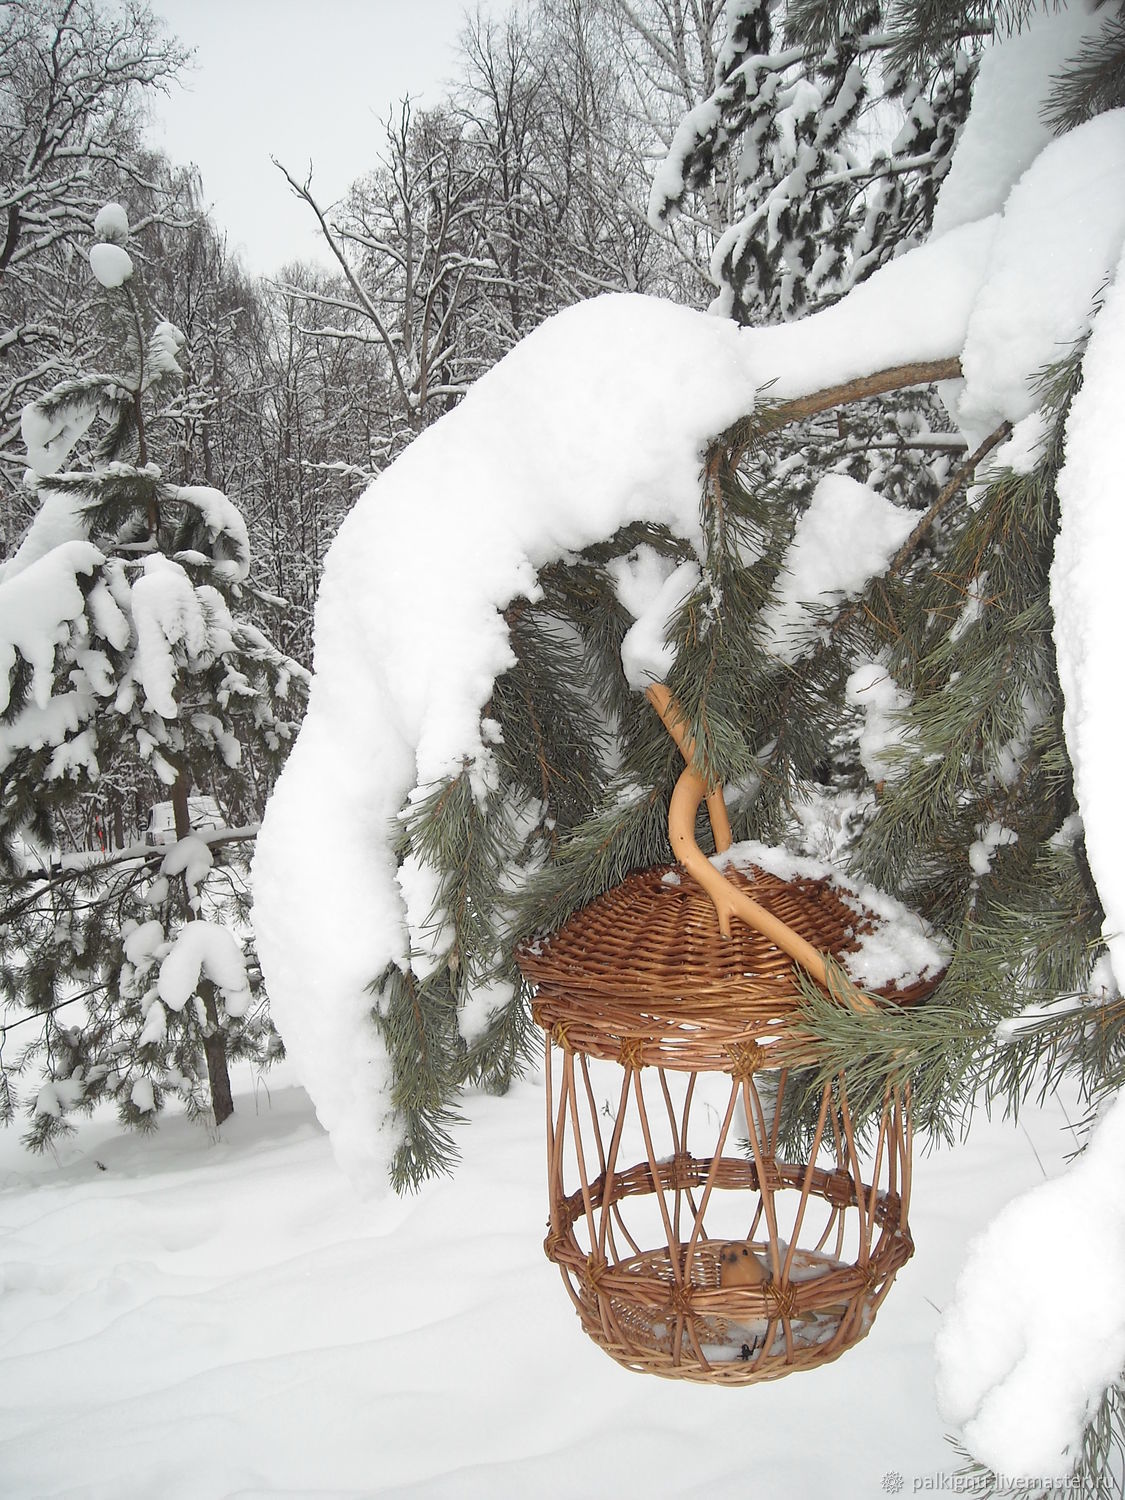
[[0, 1061, 1081, 1499]]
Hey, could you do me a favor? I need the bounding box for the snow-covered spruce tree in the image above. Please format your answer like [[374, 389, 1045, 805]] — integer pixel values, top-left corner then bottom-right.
[[644, 0, 974, 630], [0, 0, 190, 552], [648, 0, 977, 325], [0, 204, 306, 1143], [255, 2, 1125, 1487]]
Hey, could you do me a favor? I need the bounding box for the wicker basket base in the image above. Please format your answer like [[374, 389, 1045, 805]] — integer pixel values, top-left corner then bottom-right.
[[546, 1140, 913, 1384], [533, 942, 917, 1382], [551, 1232, 904, 1384]]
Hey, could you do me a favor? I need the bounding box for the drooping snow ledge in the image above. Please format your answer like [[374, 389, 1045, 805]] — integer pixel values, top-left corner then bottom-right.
[[252, 219, 995, 1195], [929, 238, 1125, 1484], [253, 101, 1125, 1214], [1051, 236, 1125, 994], [935, 1088, 1125, 1481]]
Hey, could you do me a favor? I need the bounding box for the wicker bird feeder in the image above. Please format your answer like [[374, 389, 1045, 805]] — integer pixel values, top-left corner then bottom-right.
[[516, 684, 945, 1384]]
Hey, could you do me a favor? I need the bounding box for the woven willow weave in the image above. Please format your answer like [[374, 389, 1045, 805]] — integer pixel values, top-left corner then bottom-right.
[[522, 862, 938, 1070]]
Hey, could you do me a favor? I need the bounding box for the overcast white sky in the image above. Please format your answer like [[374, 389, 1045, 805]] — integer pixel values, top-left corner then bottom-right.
[[148, 1, 507, 277]]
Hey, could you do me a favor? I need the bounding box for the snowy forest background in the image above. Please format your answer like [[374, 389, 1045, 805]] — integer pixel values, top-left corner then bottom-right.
[[0, 0, 748, 1139], [4, 0, 1125, 1495]]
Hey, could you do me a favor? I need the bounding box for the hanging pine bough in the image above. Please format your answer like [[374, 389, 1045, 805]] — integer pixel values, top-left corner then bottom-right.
[[253, 5, 1125, 1481], [249, 246, 990, 1192], [517, 683, 947, 1382], [253, 16, 1125, 1211]]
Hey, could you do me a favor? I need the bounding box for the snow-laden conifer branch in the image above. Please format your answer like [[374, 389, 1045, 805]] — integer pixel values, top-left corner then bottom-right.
[[253, 13, 1125, 1483], [254, 211, 999, 1192]]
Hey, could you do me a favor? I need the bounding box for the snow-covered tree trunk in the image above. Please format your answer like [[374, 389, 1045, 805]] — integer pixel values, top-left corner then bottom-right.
[[171, 774, 233, 1124]]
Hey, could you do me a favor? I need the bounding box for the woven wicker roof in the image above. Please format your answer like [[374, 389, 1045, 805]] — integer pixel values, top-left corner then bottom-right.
[[519, 862, 940, 1010]]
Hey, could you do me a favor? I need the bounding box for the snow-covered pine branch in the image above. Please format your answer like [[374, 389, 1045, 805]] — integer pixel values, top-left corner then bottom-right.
[[253, 213, 993, 1181], [256, 6, 1125, 1483]]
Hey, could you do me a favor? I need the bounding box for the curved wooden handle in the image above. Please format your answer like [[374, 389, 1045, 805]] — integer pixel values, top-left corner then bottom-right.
[[646, 683, 830, 989], [645, 683, 733, 854]]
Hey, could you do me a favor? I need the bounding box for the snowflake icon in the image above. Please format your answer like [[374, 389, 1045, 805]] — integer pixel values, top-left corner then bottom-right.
[[882, 1473, 905, 1495]]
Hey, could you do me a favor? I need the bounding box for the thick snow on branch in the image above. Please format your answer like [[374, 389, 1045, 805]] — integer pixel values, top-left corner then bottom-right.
[[169, 485, 251, 582], [758, 474, 915, 665], [0, 540, 102, 713], [648, 93, 724, 228], [21, 398, 100, 479], [608, 549, 702, 691], [93, 202, 129, 245], [253, 222, 991, 1193], [935, 1089, 1125, 1480], [1052, 238, 1125, 994], [952, 108, 1125, 444], [158, 921, 251, 1018], [1, 493, 89, 580], [145, 322, 185, 384], [125, 555, 233, 719], [88, 242, 134, 289]]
